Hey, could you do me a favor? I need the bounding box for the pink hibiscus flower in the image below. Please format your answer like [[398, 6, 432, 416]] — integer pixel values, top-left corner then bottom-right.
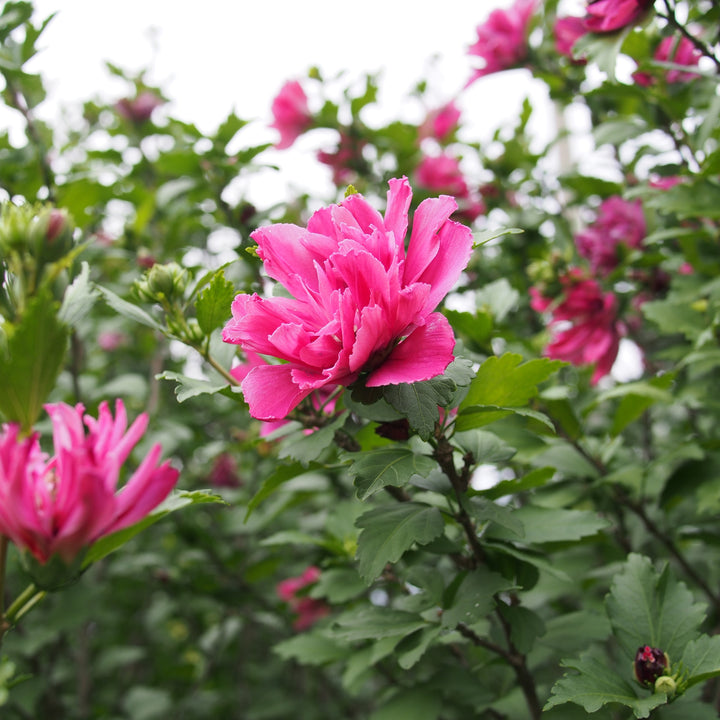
[[222, 177, 474, 421], [575, 196, 646, 275], [467, 0, 537, 85], [276, 566, 330, 631], [583, 0, 654, 34], [554, 16, 588, 62], [270, 80, 313, 150], [531, 271, 624, 384], [419, 101, 462, 143], [115, 90, 163, 124], [633, 35, 703, 86], [317, 132, 368, 186], [0, 400, 179, 565]]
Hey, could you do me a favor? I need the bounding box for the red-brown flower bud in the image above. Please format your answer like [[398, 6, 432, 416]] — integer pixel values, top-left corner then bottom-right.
[[633, 645, 669, 688]]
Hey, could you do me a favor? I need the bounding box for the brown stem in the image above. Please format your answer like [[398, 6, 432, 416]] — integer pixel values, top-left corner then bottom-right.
[[457, 620, 542, 720], [433, 435, 487, 566]]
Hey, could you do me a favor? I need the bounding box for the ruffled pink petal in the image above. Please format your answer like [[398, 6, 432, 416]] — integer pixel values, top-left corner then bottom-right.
[[383, 177, 412, 252], [413, 219, 474, 312], [242, 364, 314, 421], [366, 312, 455, 386], [404, 195, 458, 284]]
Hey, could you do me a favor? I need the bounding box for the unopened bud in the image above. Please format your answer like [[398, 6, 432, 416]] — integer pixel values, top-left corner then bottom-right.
[[633, 645, 669, 688], [654, 675, 676, 697]]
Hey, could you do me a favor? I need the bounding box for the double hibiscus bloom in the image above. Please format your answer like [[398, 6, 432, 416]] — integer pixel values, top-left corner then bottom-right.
[[223, 177, 474, 420]]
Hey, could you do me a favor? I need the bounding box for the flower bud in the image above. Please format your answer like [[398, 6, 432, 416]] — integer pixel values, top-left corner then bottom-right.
[[633, 645, 669, 688], [654, 675, 676, 697], [135, 262, 188, 304]]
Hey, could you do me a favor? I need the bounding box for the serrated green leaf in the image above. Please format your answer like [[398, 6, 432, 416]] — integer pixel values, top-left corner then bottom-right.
[[476, 466, 555, 501], [309, 568, 366, 604], [442, 567, 514, 628], [331, 606, 428, 642], [454, 429, 516, 464], [273, 633, 347, 666], [499, 605, 546, 654], [157, 371, 228, 402], [545, 648, 668, 717], [605, 554, 706, 661], [346, 447, 436, 501], [396, 626, 443, 670], [383, 376, 456, 441], [98, 285, 165, 332], [355, 503, 444, 583], [460, 354, 565, 410], [278, 411, 348, 465], [59, 261, 97, 326], [245, 461, 312, 520], [0, 292, 69, 430], [195, 269, 235, 335], [369, 688, 442, 720], [678, 635, 720, 689], [487, 505, 610, 544], [83, 489, 224, 566], [467, 497, 524, 538]]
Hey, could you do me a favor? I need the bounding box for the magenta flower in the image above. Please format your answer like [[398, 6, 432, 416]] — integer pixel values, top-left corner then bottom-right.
[[222, 177, 474, 421], [317, 132, 367, 186], [467, 0, 537, 85], [115, 90, 163, 124], [270, 80, 313, 150], [575, 196, 646, 275], [531, 271, 623, 384], [416, 153, 470, 198], [416, 154, 486, 224], [419, 101, 462, 142], [583, 0, 654, 34], [276, 566, 330, 631], [554, 16, 588, 62], [633, 35, 702, 86], [0, 401, 179, 565]]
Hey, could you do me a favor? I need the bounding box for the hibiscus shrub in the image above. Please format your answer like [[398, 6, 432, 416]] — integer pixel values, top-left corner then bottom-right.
[[1, 0, 720, 718]]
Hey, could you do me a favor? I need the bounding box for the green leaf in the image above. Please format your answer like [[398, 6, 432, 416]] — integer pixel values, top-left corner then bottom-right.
[[476, 466, 555, 501], [59, 262, 98, 326], [98, 285, 165, 332], [396, 626, 443, 670], [383, 375, 456, 440], [605, 554, 706, 661], [441, 567, 514, 628], [472, 226, 523, 248], [346, 447, 436, 501], [273, 633, 347, 666], [499, 605, 546, 654], [678, 635, 720, 689], [83, 490, 224, 567], [487, 506, 610, 544], [454, 429, 516, 464], [310, 568, 366, 603], [278, 411, 349, 465], [355, 503, 444, 583], [545, 648, 668, 718], [195, 268, 235, 335], [331, 606, 428, 642], [0, 292, 69, 430], [460, 354, 565, 409], [369, 688, 442, 720], [475, 277, 520, 323], [244, 461, 313, 520], [157, 371, 229, 402]]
